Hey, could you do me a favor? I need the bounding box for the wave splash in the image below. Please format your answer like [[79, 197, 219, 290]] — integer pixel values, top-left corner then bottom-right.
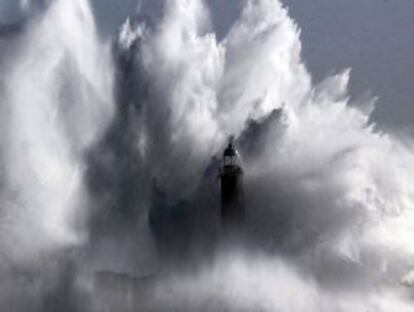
[[1, 0, 414, 311]]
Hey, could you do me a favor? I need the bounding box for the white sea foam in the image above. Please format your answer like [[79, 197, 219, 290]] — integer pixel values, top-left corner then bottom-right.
[[1, 0, 414, 310], [0, 0, 114, 266]]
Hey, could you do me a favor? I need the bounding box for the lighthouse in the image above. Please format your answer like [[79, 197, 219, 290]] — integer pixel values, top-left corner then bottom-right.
[[220, 139, 244, 230]]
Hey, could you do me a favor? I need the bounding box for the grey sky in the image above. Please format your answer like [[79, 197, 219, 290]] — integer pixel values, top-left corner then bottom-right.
[[90, 0, 414, 134], [0, 1, 24, 24], [284, 0, 414, 134], [1, 0, 413, 133]]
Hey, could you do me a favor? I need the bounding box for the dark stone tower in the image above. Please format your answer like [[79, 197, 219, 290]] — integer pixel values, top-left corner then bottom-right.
[[220, 139, 244, 229]]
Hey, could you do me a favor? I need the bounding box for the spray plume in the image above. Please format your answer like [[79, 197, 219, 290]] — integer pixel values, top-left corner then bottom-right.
[[1, 0, 414, 311], [0, 0, 113, 310]]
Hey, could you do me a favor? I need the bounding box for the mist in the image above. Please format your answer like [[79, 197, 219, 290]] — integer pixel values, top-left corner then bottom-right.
[[1, 0, 414, 311], [0, 0, 113, 310]]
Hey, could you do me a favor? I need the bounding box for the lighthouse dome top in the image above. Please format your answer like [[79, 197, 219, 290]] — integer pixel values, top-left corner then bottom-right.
[[223, 142, 237, 157], [222, 138, 242, 168]]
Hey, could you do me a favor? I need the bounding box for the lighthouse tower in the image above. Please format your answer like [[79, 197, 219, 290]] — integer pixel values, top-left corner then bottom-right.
[[220, 139, 244, 230]]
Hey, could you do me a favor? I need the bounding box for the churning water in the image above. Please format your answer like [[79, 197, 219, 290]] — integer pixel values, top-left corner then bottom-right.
[[1, 0, 414, 311]]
